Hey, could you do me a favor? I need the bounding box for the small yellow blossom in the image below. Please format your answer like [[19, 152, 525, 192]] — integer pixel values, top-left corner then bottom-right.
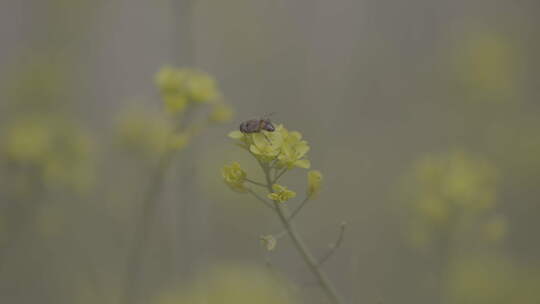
[[307, 170, 323, 197], [277, 126, 310, 169], [267, 184, 296, 203], [249, 132, 283, 160], [221, 162, 248, 193]]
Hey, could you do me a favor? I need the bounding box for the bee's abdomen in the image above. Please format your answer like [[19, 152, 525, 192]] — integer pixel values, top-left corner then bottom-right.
[[239, 120, 260, 133]]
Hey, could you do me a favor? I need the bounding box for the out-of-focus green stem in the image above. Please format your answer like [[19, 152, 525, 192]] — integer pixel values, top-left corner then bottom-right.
[[124, 110, 195, 304], [124, 149, 175, 304], [258, 162, 344, 304]]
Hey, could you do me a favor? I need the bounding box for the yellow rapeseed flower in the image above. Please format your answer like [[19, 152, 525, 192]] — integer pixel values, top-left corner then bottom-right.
[[267, 184, 296, 203], [221, 162, 248, 193], [276, 125, 310, 169], [228, 124, 311, 168], [249, 131, 283, 160]]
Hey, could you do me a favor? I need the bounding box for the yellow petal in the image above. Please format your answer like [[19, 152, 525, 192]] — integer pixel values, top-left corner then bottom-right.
[[249, 145, 262, 155], [228, 130, 244, 139], [295, 159, 311, 169]]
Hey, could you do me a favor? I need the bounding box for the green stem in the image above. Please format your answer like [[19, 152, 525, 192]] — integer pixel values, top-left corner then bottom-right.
[[124, 109, 194, 304], [260, 163, 344, 304], [124, 150, 174, 304], [288, 196, 310, 222], [245, 178, 267, 188]]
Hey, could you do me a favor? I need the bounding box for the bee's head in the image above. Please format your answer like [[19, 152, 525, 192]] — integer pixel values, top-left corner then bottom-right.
[[262, 119, 275, 132]]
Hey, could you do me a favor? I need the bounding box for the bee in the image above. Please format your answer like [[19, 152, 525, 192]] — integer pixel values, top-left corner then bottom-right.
[[239, 118, 275, 134]]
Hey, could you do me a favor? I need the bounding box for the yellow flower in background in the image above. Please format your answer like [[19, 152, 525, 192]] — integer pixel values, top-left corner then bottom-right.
[[115, 109, 172, 157], [1, 117, 96, 194], [412, 150, 498, 214], [155, 66, 189, 93], [3, 119, 52, 165], [267, 184, 296, 203], [452, 30, 519, 103], [221, 162, 248, 193], [168, 132, 190, 151], [184, 70, 220, 103], [155, 67, 221, 115], [154, 264, 298, 304], [209, 103, 234, 123], [163, 94, 188, 114], [403, 150, 500, 245], [307, 170, 323, 197]]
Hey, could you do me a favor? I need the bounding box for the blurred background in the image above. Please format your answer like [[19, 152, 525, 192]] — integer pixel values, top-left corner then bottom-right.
[[1, 0, 539, 303]]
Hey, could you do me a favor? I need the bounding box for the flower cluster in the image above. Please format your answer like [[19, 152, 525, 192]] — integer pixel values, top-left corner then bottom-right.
[[1, 116, 96, 194], [222, 123, 323, 206], [117, 67, 233, 159], [228, 124, 310, 169], [155, 66, 232, 119], [403, 150, 503, 246]]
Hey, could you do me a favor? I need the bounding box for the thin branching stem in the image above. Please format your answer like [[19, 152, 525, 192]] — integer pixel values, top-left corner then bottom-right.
[[124, 109, 194, 304], [247, 189, 275, 211], [273, 167, 288, 184], [257, 162, 344, 304], [245, 178, 267, 188], [288, 196, 310, 222], [124, 150, 174, 304], [318, 222, 347, 266]]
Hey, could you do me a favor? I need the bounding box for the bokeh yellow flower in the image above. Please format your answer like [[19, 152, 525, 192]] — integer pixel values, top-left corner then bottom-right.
[[184, 70, 220, 103], [209, 103, 234, 123], [115, 108, 172, 158], [163, 94, 188, 114], [153, 264, 298, 304], [1, 117, 96, 193], [168, 132, 190, 151], [155, 67, 222, 115], [307, 170, 323, 197], [267, 184, 296, 203], [221, 162, 248, 193]]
